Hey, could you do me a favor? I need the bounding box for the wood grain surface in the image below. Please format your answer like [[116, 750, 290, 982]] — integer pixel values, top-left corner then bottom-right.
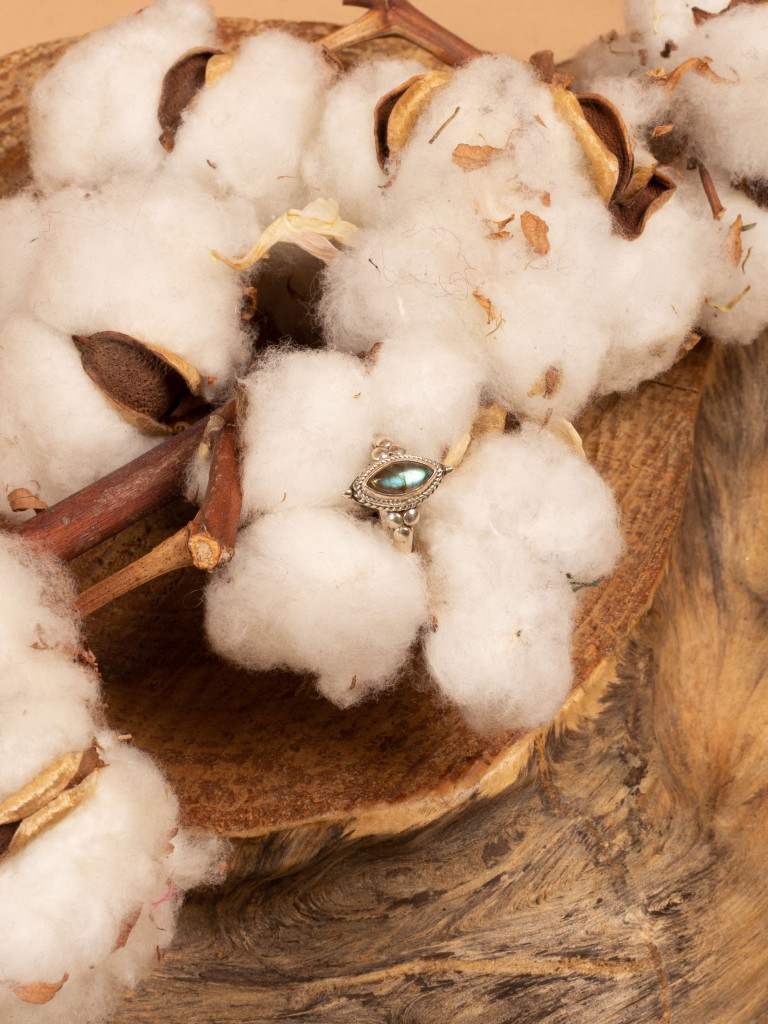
[[3, 18, 765, 1023]]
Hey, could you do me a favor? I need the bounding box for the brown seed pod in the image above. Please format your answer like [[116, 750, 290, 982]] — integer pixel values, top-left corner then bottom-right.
[[374, 69, 453, 171], [158, 47, 224, 151], [72, 331, 203, 435]]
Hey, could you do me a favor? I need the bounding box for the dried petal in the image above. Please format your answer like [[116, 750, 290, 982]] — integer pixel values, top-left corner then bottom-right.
[[73, 332, 203, 435], [158, 48, 223, 151], [212, 198, 360, 270], [374, 70, 453, 171], [451, 143, 503, 171], [726, 214, 743, 267], [7, 488, 48, 514], [10, 975, 69, 1005], [521, 211, 551, 255]]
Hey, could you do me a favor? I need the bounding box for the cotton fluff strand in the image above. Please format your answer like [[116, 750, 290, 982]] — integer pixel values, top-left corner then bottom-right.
[[0, 534, 227, 1024]]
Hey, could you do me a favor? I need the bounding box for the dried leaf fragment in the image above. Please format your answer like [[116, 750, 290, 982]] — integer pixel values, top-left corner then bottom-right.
[[11, 975, 69, 1005], [521, 211, 551, 255], [451, 143, 503, 172], [73, 332, 203, 436], [726, 214, 743, 266], [651, 123, 674, 137], [158, 47, 223, 151], [527, 364, 563, 399], [113, 907, 143, 952], [472, 290, 497, 323], [7, 487, 48, 514], [647, 56, 735, 90]]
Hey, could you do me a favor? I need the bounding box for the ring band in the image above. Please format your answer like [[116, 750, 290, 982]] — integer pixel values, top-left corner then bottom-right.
[[344, 436, 453, 553]]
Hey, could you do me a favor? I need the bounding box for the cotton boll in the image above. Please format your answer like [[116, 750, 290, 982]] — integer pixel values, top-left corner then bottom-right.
[[0, 738, 227, 1024], [28, 0, 217, 191], [237, 348, 376, 515], [365, 326, 487, 461], [205, 507, 429, 706], [26, 179, 257, 395], [423, 528, 577, 735], [0, 192, 46, 327], [669, 8, 768, 182], [0, 314, 156, 508], [300, 57, 427, 225], [169, 31, 335, 218], [0, 536, 99, 795], [423, 428, 623, 584]]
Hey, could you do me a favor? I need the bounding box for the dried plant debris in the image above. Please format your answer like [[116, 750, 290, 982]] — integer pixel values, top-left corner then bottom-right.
[[158, 46, 224, 150], [72, 332, 203, 435]]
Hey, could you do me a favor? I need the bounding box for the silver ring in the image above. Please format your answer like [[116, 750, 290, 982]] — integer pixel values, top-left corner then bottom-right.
[[344, 436, 453, 553]]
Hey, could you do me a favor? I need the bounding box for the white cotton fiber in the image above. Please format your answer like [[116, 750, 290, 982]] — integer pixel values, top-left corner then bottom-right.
[[0, 536, 228, 1024], [423, 538, 577, 734], [0, 314, 157, 510], [169, 30, 335, 218], [237, 347, 376, 515], [28, 0, 217, 192], [26, 179, 257, 395], [0, 193, 46, 327], [205, 507, 429, 706], [300, 57, 427, 226], [363, 324, 487, 462]]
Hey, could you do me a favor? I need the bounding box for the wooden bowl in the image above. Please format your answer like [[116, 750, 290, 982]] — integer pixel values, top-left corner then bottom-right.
[[0, 19, 711, 872]]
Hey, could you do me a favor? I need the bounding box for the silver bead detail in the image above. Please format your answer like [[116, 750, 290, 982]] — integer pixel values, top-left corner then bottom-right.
[[387, 512, 404, 527], [372, 446, 390, 460], [390, 446, 406, 456], [373, 435, 393, 449], [403, 508, 420, 526]]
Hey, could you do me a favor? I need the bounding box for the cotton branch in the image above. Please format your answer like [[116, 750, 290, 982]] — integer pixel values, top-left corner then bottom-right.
[[16, 400, 236, 563], [75, 417, 243, 617], [321, 0, 484, 66]]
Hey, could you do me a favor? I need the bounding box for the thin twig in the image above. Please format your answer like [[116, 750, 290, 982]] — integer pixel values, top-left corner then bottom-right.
[[321, 0, 483, 66], [16, 400, 235, 563]]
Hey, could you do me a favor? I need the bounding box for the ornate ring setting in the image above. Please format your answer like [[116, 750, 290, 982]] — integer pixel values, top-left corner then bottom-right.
[[344, 436, 453, 552]]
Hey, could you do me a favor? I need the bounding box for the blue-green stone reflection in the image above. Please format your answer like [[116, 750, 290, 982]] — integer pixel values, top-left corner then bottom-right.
[[369, 460, 434, 496]]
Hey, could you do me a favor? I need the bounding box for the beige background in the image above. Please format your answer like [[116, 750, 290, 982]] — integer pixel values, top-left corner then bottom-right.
[[3, 1, 624, 61]]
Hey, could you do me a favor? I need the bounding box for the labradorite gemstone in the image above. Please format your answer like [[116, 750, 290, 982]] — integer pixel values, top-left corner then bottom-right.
[[369, 460, 434, 495]]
